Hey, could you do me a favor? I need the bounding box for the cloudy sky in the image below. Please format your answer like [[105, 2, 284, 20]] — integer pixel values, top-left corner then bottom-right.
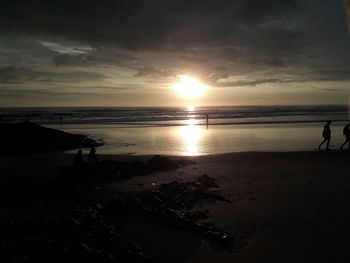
[[1, 0, 350, 107]]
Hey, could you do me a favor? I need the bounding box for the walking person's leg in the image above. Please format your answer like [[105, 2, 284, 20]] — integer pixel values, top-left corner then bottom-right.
[[341, 136, 350, 150], [340, 139, 347, 150], [319, 139, 326, 150], [326, 137, 331, 150]]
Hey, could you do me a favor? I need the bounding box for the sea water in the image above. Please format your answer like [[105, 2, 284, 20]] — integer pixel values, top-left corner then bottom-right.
[[1, 105, 348, 155]]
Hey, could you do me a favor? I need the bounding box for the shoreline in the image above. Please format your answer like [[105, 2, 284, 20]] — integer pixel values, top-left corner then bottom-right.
[[44, 118, 347, 127], [51, 122, 349, 156], [1, 150, 349, 173]]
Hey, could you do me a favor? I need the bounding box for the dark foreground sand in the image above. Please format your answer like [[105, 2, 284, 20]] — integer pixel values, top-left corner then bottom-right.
[[0, 151, 350, 262]]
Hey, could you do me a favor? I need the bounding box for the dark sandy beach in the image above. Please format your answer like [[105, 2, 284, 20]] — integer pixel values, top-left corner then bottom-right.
[[1, 151, 349, 262]]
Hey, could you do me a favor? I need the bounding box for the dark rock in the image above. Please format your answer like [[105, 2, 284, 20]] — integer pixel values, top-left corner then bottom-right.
[[195, 174, 218, 188], [0, 121, 102, 155], [0, 204, 123, 263], [123, 243, 154, 263]]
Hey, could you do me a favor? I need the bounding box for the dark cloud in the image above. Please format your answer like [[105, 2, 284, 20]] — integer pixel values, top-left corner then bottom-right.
[[134, 67, 176, 78], [313, 69, 350, 82], [209, 68, 350, 88], [346, 0, 350, 34], [0, 0, 302, 54], [0, 88, 84, 97], [54, 54, 96, 67], [233, 0, 301, 24], [180, 55, 209, 64], [0, 66, 29, 83], [214, 78, 291, 88], [312, 87, 340, 92], [0, 0, 349, 106], [0, 66, 106, 83]]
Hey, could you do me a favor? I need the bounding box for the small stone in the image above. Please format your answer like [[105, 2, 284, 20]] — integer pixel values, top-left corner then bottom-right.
[[81, 242, 94, 253]]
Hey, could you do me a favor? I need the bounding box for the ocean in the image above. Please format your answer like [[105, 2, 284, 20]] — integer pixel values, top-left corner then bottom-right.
[[1, 105, 349, 155]]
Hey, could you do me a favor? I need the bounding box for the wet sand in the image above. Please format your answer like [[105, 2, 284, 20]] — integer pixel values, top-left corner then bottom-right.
[[1, 151, 350, 262]]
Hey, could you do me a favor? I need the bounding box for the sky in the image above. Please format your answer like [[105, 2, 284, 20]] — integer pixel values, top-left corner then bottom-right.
[[0, 0, 350, 107]]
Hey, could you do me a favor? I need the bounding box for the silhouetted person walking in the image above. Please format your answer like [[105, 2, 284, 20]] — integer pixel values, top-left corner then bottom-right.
[[340, 121, 350, 151], [318, 120, 332, 150]]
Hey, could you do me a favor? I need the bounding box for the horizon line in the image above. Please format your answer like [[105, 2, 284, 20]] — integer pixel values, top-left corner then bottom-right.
[[0, 103, 348, 109]]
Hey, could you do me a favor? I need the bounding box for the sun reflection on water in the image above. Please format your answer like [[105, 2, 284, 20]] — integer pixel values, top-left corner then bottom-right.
[[184, 119, 198, 125], [178, 120, 203, 156]]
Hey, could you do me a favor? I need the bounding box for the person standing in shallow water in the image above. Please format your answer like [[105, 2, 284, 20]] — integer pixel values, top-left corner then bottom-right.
[[318, 120, 332, 151], [340, 121, 350, 151]]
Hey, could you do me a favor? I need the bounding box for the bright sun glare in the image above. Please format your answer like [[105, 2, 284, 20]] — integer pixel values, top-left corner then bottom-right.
[[186, 105, 195, 111], [173, 75, 208, 99]]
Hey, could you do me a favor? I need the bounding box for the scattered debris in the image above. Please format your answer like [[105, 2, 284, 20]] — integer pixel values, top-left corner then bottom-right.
[[0, 156, 250, 262], [109, 175, 241, 248], [0, 204, 154, 263]]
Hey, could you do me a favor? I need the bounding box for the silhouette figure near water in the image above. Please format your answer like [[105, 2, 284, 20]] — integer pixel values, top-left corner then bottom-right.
[[318, 120, 332, 151], [87, 147, 99, 163], [340, 121, 350, 151]]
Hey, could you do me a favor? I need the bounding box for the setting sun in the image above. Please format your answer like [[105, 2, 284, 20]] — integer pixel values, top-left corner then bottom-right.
[[173, 75, 208, 99]]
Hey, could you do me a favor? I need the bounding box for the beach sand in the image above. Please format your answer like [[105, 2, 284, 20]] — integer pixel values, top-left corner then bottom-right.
[[1, 151, 349, 262]]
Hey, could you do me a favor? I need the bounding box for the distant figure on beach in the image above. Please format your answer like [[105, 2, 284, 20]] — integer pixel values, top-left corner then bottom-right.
[[73, 149, 84, 166], [59, 115, 63, 126], [206, 114, 209, 126], [87, 147, 99, 163], [318, 120, 332, 150], [340, 121, 350, 151]]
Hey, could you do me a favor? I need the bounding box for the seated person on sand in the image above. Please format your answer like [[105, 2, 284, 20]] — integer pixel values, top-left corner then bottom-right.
[[73, 149, 84, 166], [340, 121, 350, 151], [318, 120, 332, 151], [87, 147, 99, 163]]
